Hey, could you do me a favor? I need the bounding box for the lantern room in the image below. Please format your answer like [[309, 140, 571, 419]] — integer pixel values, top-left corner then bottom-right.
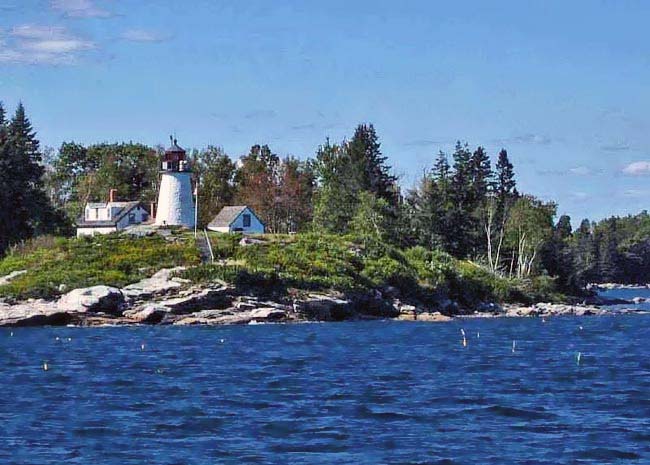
[[162, 136, 190, 172]]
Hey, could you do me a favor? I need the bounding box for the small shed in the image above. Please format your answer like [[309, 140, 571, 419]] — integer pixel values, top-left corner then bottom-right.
[[208, 206, 265, 234]]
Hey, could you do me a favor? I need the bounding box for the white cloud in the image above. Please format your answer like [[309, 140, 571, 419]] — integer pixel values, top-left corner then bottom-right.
[[50, 0, 111, 18], [22, 38, 93, 53], [569, 166, 593, 176], [571, 192, 590, 201], [11, 25, 68, 40], [622, 161, 650, 176], [244, 109, 277, 120], [120, 29, 169, 43], [601, 141, 630, 152], [493, 133, 552, 146], [622, 189, 650, 198], [515, 134, 551, 145], [0, 25, 94, 65]]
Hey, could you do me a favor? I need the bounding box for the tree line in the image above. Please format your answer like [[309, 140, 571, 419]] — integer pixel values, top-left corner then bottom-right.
[[1, 101, 648, 289]]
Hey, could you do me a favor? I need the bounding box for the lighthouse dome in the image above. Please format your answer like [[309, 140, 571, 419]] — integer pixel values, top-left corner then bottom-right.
[[165, 136, 185, 155]]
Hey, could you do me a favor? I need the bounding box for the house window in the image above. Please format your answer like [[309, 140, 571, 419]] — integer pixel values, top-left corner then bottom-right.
[[128, 213, 136, 224], [243, 213, 251, 228]]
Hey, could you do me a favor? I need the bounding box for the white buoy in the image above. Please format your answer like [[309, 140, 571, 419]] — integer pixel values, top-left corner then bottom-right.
[[579, 326, 583, 331], [512, 340, 516, 353], [43, 362, 49, 371], [141, 343, 145, 351], [577, 352, 582, 365], [477, 332, 480, 339], [220, 339, 225, 344], [460, 329, 467, 347], [10, 332, 13, 337], [67, 337, 71, 342], [55, 336, 60, 341]]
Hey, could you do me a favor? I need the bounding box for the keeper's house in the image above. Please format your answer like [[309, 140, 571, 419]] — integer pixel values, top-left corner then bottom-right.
[[76, 190, 151, 237], [208, 206, 265, 234]]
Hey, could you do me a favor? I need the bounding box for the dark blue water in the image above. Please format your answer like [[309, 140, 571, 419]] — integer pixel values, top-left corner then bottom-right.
[[600, 287, 650, 312], [2, 317, 650, 464]]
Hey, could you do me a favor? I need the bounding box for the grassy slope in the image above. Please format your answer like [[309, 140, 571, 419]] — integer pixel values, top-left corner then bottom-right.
[[0, 234, 200, 300], [181, 232, 557, 306], [0, 232, 561, 305]]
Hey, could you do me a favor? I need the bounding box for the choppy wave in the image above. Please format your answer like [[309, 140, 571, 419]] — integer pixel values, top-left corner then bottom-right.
[[1, 316, 650, 464]]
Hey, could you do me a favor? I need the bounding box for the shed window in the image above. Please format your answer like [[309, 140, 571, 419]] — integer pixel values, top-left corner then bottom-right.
[[243, 213, 251, 228], [128, 213, 136, 224]]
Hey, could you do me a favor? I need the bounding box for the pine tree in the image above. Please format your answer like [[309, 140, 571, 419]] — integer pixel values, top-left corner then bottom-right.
[[347, 123, 398, 207], [596, 218, 621, 282], [447, 142, 477, 257], [0, 103, 64, 253], [541, 215, 575, 291], [495, 149, 517, 205], [450, 141, 473, 209], [432, 151, 450, 184], [570, 219, 597, 287], [469, 146, 492, 202]]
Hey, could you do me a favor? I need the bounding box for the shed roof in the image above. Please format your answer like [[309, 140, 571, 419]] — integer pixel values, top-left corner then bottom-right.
[[208, 206, 257, 228]]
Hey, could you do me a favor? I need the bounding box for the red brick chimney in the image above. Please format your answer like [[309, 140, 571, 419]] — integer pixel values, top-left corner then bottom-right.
[[109, 189, 117, 203]]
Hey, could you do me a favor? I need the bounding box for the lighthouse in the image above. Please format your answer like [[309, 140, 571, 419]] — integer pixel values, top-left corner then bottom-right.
[[155, 136, 195, 228]]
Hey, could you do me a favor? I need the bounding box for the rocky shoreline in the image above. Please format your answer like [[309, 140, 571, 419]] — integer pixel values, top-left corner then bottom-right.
[[0, 269, 646, 327]]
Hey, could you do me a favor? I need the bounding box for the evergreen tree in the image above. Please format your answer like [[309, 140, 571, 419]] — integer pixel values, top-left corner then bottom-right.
[[448, 142, 477, 257], [469, 146, 492, 202], [570, 219, 597, 287], [347, 123, 398, 207], [0, 103, 65, 253], [312, 139, 357, 233], [596, 218, 621, 282], [495, 149, 517, 207], [410, 151, 456, 251], [541, 215, 575, 291]]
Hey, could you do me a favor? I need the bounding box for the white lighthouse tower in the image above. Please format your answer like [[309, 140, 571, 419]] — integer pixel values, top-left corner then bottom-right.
[[155, 136, 195, 228]]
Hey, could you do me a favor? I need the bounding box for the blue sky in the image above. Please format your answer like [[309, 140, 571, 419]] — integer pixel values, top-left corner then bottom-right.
[[1, 0, 650, 223]]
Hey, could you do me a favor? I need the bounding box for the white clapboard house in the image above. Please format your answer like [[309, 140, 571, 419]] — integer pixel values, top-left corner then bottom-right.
[[76, 190, 151, 237], [207, 206, 265, 234]]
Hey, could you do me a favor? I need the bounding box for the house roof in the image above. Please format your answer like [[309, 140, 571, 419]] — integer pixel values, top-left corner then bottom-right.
[[76, 201, 144, 228], [208, 205, 261, 228], [86, 201, 134, 209]]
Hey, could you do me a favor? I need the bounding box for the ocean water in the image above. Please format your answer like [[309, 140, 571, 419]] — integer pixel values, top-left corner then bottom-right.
[[600, 287, 650, 312], [2, 317, 650, 464]]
